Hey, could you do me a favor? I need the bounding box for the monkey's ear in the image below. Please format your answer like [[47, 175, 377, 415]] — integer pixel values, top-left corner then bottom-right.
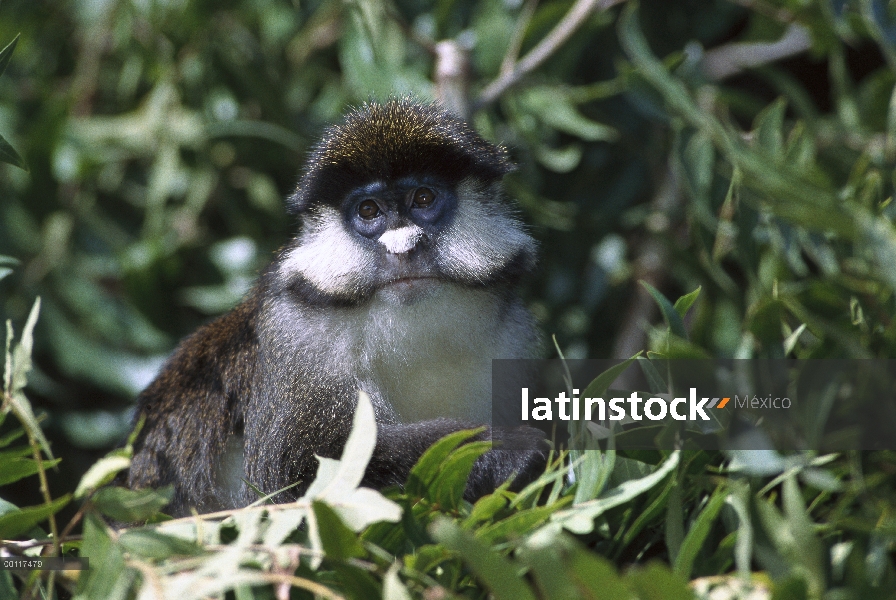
[[285, 172, 324, 214], [285, 187, 305, 214]]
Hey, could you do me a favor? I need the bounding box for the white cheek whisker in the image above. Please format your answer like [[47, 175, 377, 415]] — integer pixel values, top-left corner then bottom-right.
[[436, 180, 535, 281], [279, 208, 375, 294]]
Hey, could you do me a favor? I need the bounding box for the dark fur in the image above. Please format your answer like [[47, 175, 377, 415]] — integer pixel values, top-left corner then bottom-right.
[[288, 101, 513, 213]]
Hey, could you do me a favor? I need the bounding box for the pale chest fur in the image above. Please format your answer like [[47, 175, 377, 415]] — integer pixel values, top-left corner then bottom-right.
[[348, 284, 536, 424]]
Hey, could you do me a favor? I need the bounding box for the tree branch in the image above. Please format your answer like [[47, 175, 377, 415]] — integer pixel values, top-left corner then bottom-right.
[[700, 23, 812, 81], [435, 40, 472, 119], [611, 163, 681, 370], [475, 0, 628, 109]]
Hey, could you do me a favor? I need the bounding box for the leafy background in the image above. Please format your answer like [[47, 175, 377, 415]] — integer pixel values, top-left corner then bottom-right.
[[1, 0, 896, 598]]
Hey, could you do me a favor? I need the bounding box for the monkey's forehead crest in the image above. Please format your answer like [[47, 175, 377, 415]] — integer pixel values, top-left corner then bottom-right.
[[287, 99, 514, 213]]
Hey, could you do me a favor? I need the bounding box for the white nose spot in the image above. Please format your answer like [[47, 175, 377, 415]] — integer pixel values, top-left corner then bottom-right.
[[379, 225, 424, 254]]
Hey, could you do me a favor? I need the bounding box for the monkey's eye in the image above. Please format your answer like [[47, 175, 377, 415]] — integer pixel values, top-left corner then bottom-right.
[[412, 187, 436, 207], [357, 199, 381, 219]]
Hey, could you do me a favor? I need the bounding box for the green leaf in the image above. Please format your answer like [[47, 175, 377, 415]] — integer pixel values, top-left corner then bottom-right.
[[0, 427, 25, 448], [637, 357, 668, 394], [683, 130, 715, 206], [124, 414, 145, 449], [753, 98, 787, 157], [673, 484, 728, 578], [516, 525, 583, 600], [755, 486, 825, 598], [512, 457, 574, 509], [430, 517, 537, 600], [303, 390, 376, 499], [581, 352, 642, 399], [624, 562, 694, 600], [568, 546, 630, 598], [430, 440, 491, 510], [76, 514, 135, 600], [0, 571, 15, 600], [261, 506, 307, 547], [383, 562, 413, 600], [6, 299, 53, 461], [770, 576, 809, 600], [532, 142, 583, 173], [552, 451, 680, 534], [0, 134, 27, 171], [405, 543, 454, 577], [0, 497, 18, 517], [118, 528, 204, 560], [621, 474, 675, 547], [91, 486, 173, 522], [0, 256, 17, 283], [572, 448, 616, 505], [781, 474, 824, 596], [312, 500, 365, 561], [0, 445, 31, 460], [727, 480, 753, 579], [465, 490, 509, 525], [0, 456, 60, 486], [406, 428, 481, 498], [15, 297, 41, 388], [0, 493, 70, 539], [476, 504, 559, 545], [332, 562, 382, 599], [519, 86, 619, 142], [672, 286, 701, 319], [74, 455, 131, 499], [783, 323, 807, 355], [641, 281, 688, 339], [665, 477, 684, 566], [520, 524, 630, 599], [323, 483, 401, 533], [0, 35, 19, 79]]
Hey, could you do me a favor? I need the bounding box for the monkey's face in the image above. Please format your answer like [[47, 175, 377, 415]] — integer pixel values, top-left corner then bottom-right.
[[278, 174, 535, 306], [275, 100, 536, 307], [341, 177, 453, 304]]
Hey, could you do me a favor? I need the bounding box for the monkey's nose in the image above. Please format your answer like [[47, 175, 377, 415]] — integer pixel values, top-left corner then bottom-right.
[[378, 225, 424, 254]]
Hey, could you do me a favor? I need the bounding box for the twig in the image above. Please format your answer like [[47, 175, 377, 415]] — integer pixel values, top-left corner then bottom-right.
[[6, 387, 61, 600], [701, 23, 812, 81], [1, 391, 61, 558], [611, 163, 681, 379], [385, 5, 438, 55], [1, 536, 83, 551], [476, 0, 628, 109], [260, 573, 347, 600], [499, 0, 539, 78], [57, 501, 89, 544], [725, 0, 795, 24], [113, 496, 312, 533]]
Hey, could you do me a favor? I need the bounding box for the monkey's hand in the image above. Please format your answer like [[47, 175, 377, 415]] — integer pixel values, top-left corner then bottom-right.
[[465, 426, 549, 501]]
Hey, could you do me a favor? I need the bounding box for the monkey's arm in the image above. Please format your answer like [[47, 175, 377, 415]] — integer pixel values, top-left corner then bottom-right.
[[128, 297, 258, 514], [244, 382, 547, 504]]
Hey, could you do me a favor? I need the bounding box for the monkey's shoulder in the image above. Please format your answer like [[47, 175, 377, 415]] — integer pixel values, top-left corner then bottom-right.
[[137, 294, 261, 413]]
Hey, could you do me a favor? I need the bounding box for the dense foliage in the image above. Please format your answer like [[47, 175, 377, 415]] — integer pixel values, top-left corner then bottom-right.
[[2, 0, 896, 598]]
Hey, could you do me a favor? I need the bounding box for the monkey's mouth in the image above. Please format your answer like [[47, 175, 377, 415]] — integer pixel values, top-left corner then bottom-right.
[[384, 276, 439, 288]]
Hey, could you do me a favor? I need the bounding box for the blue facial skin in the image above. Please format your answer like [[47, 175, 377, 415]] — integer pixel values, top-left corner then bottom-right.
[[345, 177, 458, 242]]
